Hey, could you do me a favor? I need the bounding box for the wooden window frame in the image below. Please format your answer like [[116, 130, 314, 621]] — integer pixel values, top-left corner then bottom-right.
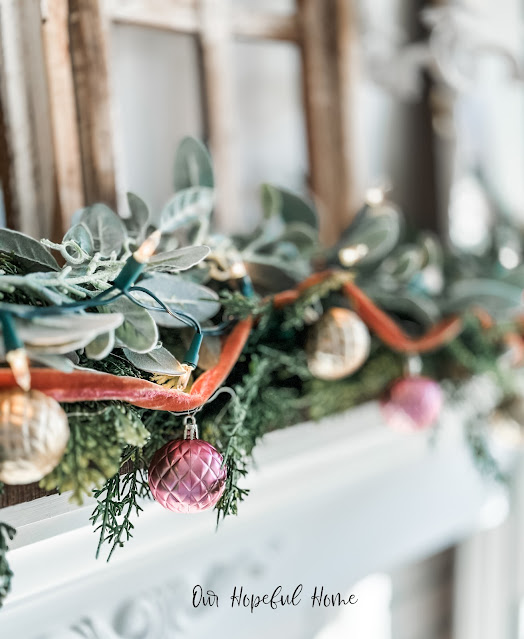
[[0, 0, 359, 244]]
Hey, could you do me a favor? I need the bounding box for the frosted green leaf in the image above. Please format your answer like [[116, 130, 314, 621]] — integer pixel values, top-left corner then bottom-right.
[[125, 192, 150, 238], [146, 245, 210, 273], [0, 229, 59, 271], [174, 136, 214, 190], [16, 313, 124, 346], [28, 353, 75, 372], [442, 279, 524, 317], [123, 346, 185, 375], [79, 204, 127, 257], [63, 223, 94, 255], [103, 297, 158, 353], [260, 184, 318, 229], [341, 205, 402, 265], [159, 187, 214, 233], [85, 331, 115, 360], [139, 273, 220, 328]]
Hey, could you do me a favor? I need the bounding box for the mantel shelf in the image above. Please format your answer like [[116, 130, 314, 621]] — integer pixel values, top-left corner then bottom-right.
[[0, 401, 510, 639]]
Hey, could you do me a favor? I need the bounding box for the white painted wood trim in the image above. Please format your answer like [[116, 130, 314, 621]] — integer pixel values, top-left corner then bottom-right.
[[0, 401, 509, 638]]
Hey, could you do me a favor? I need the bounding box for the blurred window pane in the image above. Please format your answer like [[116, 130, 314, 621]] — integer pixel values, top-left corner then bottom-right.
[[233, 40, 308, 231], [233, 0, 295, 14], [110, 25, 204, 215]]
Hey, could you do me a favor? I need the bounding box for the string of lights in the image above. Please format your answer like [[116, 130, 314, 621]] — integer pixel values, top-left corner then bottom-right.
[[0, 230, 254, 391]]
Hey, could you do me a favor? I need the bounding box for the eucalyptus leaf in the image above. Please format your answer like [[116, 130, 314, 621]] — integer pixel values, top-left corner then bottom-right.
[[139, 273, 220, 328], [125, 192, 150, 238], [261, 185, 318, 229], [368, 290, 441, 326], [381, 245, 425, 282], [70, 209, 84, 225], [260, 183, 282, 219], [102, 297, 158, 353], [16, 313, 124, 346], [241, 216, 286, 256], [273, 242, 301, 261], [500, 263, 524, 287], [245, 261, 301, 292], [28, 353, 75, 372], [28, 334, 104, 355], [156, 233, 180, 254], [159, 187, 214, 233], [174, 137, 214, 190], [63, 223, 94, 256], [246, 254, 310, 282], [79, 204, 127, 257], [279, 223, 318, 253], [420, 233, 443, 268], [66, 351, 80, 365], [85, 330, 115, 360], [442, 279, 524, 316], [123, 346, 185, 375], [0, 348, 75, 372], [341, 205, 402, 265], [146, 245, 210, 272], [0, 228, 59, 271], [255, 223, 318, 257]]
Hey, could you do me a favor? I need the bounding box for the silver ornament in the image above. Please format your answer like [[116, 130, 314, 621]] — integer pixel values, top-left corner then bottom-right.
[[0, 389, 69, 485], [306, 308, 371, 380]]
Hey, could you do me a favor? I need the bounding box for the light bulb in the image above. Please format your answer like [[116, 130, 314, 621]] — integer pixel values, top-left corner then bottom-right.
[[151, 363, 193, 392], [365, 187, 385, 206], [338, 243, 369, 267], [133, 230, 161, 263], [6, 348, 31, 392], [230, 260, 248, 279]]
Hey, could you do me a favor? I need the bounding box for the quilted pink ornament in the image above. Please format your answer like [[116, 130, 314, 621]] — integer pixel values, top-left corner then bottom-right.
[[148, 438, 227, 513], [381, 376, 443, 431]]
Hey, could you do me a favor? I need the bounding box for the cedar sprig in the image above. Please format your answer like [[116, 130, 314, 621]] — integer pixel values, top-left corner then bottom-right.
[[0, 522, 15, 608], [90, 409, 184, 559], [40, 402, 150, 504], [90, 453, 150, 561]]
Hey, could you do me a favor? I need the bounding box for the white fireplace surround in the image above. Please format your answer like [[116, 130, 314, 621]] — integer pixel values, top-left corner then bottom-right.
[[0, 399, 519, 639]]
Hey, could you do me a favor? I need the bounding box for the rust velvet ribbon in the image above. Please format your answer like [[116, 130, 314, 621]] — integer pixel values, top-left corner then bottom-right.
[[0, 271, 467, 409]]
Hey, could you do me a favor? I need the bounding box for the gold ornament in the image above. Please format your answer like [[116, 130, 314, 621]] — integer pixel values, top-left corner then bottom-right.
[[0, 389, 69, 485], [306, 307, 370, 380]]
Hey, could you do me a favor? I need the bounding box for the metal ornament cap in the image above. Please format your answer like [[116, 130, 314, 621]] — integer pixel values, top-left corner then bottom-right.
[[381, 376, 443, 432], [0, 388, 70, 484], [148, 439, 227, 513]]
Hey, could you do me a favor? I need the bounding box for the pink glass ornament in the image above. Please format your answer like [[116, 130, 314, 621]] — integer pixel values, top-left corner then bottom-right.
[[148, 439, 227, 513], [380, 376, 443, 431]]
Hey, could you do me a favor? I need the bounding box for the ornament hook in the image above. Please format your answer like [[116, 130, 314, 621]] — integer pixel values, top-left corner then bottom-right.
[[183, 414, 199, 440]]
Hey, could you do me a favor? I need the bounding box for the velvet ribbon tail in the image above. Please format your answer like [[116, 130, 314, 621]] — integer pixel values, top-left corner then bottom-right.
[[0, 318, 253, 411]]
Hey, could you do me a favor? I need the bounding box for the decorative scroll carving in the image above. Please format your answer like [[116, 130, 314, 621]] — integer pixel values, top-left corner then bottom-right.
[[360, 4, 524, 99]]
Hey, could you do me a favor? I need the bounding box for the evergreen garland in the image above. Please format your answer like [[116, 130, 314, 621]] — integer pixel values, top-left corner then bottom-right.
[[0, 136, 523, 609]]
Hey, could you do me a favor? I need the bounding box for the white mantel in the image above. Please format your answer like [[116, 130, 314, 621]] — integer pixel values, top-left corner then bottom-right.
[[0, 401, 512, 639]]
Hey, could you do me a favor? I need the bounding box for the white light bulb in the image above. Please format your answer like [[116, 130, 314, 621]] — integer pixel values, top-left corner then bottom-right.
[[365, 187, 385, 206], [6, 348, 31, 392], [338, 244, 369, 267], [133, 230, 161, 263], [230, 260, 248, 279]]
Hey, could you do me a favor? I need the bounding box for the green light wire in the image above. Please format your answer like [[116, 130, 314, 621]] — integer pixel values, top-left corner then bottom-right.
[[127, 286, 201, 333], [0, 286, 125, 320]]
